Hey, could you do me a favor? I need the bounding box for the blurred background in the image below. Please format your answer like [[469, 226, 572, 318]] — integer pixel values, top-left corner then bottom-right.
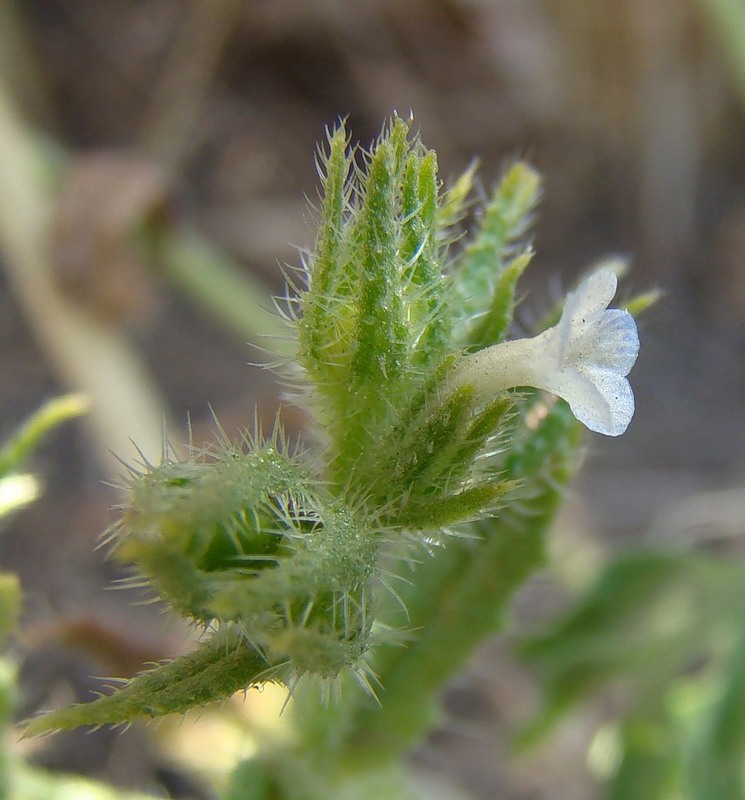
[[2, 1, 745, 798]]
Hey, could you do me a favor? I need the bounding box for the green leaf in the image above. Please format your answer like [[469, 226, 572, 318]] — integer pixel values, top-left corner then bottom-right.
[[687, 626, 745, 800], [0, 394, 87, 479], [607, 713, 681, 800], [517, 553, 690, 746], [518, 551, 745, 748], [24, 632, 272, 736]]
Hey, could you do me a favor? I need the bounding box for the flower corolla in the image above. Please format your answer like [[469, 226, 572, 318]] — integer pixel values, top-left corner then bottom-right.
[[452, 268, 640, 436]]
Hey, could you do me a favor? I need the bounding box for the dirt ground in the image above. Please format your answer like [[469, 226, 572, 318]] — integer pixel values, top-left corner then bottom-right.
[[2, 2, 745, 798]]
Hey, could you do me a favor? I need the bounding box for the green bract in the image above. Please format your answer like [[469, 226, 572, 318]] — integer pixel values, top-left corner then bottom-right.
[[25, 116, 638, 742]]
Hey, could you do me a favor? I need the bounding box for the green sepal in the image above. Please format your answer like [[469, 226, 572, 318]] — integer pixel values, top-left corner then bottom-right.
[[334, 123, 410, 473], [399, 482, 513, 529], [390, 395, 514, 527], [451, 161, 541, 343], [24, 631, 272, 736], [370, 376, 514, 529], [436, 160, 477, 231], [349, 119, 408, 387], [376, 354, 458, 450], [112, 443, 323, 620], [400, 149, 449, 368], [381, 386, 475, 499], [622, 288, 662, 318], [428, 395, 513, 487], [297, 124, 352, 385], [467, 246, 533, 349]]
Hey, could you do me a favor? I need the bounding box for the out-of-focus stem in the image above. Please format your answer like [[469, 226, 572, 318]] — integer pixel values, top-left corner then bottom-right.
[[0, 1, 51, 124], [137, 0, 243, 171], [155, 228, 291, 354], [0, 74, 170, 474]]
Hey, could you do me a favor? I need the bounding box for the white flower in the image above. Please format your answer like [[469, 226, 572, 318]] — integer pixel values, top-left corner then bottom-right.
[[451, 268, 640, 436]]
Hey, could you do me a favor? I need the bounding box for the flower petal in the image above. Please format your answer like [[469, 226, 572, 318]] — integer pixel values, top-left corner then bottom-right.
[[533, 368, 613, 434], [537, 366, 634, 437], [567, 308, 639, 375], [577, 368, 636, 436], [557, 269, 619, 364], [565, 269, 618, 326]]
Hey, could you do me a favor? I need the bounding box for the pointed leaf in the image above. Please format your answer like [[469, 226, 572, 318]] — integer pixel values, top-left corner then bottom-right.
[[25, 633, 273, 735]]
